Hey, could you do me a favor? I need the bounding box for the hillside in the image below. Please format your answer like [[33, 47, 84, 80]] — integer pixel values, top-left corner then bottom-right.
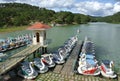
[[102, 12, 120, 23], [0, 3, 90, 28], [91, 12, 120, 23]]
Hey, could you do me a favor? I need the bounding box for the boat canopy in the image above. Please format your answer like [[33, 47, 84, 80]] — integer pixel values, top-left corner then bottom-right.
[[86, 54, 94, 59], [86, 59, 96, 66], [102, 60, 110, 68]]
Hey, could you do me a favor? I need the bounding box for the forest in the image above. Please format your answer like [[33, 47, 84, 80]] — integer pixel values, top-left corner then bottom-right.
[[93, 12, 120, 23], [0, 3, 90, 27], [0, 3, 120, 28]]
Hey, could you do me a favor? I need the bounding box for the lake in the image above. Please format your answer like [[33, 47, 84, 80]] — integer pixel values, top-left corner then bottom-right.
[[0, 22, 120, 71]]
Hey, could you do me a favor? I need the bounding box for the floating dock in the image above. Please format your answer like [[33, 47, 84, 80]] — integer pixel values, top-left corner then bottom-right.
[[53, 41, 82, 75]]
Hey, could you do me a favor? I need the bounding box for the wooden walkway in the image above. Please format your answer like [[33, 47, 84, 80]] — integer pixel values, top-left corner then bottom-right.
[[0, 44, 41, 75], [53, 41, 82, 75]]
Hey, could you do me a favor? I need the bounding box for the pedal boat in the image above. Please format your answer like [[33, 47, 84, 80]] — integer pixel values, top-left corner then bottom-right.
[[18, 61, 38, 79], [100, 60, 117, 78], [33, 58, 48, 73], [41, 54, 56, 68]]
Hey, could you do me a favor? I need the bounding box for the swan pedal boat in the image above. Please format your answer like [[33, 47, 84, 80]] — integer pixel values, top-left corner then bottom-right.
[[78, 57, 100, 76], [41, 54, 56, 68], [52, 52, 65, 64], [78, 53, 100, 76], [100, 60, 117, 78], [18, 61, 38, 79], [77, 37, 100, 76], [58, 47, 70, 60], [79, 53, 98, 66], [33, 58, 48, 73], [59, 36, 78, 59], [81, 37, 95, 54]]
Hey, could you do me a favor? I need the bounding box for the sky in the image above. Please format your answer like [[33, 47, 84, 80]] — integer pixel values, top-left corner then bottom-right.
[[0, 0, 120, 17]]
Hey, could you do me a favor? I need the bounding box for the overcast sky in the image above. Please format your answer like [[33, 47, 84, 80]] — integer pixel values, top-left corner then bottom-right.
[[0, 0, 120, 16]]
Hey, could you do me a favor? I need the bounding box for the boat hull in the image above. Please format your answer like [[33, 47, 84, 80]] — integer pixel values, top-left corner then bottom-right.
[[54, 60, 65, 64], [100, 70, 117, 78], [48, 62, 56, 68], [18, 70, 38, 79], [36, 66, 48, 73], [77, 66, 100, 76]]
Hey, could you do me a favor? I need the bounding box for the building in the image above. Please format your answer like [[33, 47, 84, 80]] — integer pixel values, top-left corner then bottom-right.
[[28, 22, 51, 53]]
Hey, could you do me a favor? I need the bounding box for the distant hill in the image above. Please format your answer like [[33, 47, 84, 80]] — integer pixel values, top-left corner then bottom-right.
[[91, 12, 120, 23], [0, 3, 91, 28], [103, 12, 120, 23]]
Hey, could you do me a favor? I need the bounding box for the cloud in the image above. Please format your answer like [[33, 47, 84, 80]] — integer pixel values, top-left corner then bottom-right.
[[113, 2, 120, 13], [0, 0, 120, 16], [2, 0, 17, 2], [12, 0, 75, 8], [73, 1, 120, 16]]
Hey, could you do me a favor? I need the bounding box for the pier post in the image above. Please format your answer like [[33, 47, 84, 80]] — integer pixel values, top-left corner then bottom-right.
[[39, 47, 42, 57], [39, 48, 41, 57], [42, 47, 44, 54], [44, 47, 47, 53], [41, 47, 47, 54], [33, 52, 36, 58], [39, 47, 47, 56], [36, 48, 39, 57]]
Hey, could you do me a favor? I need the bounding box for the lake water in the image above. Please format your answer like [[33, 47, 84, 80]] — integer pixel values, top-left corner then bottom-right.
[[0, 22, 120, 71]]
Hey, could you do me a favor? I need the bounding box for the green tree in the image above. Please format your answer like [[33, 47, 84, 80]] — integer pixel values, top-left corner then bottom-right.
[[73, 14, 81, 24], [0, 3, 95, 27]]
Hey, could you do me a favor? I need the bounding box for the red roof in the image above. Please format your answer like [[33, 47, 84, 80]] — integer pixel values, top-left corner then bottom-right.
[[28, 22, 51, 30]]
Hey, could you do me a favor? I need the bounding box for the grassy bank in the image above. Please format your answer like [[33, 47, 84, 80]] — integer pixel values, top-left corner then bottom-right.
[[0, 26, 28, 33]]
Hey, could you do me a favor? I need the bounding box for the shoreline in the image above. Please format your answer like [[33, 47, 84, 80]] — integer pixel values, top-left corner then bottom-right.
[[0, 26, 28, 34]]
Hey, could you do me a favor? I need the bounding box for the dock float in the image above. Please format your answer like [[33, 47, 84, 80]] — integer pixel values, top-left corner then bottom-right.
[[61, 41, 82, 75]]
